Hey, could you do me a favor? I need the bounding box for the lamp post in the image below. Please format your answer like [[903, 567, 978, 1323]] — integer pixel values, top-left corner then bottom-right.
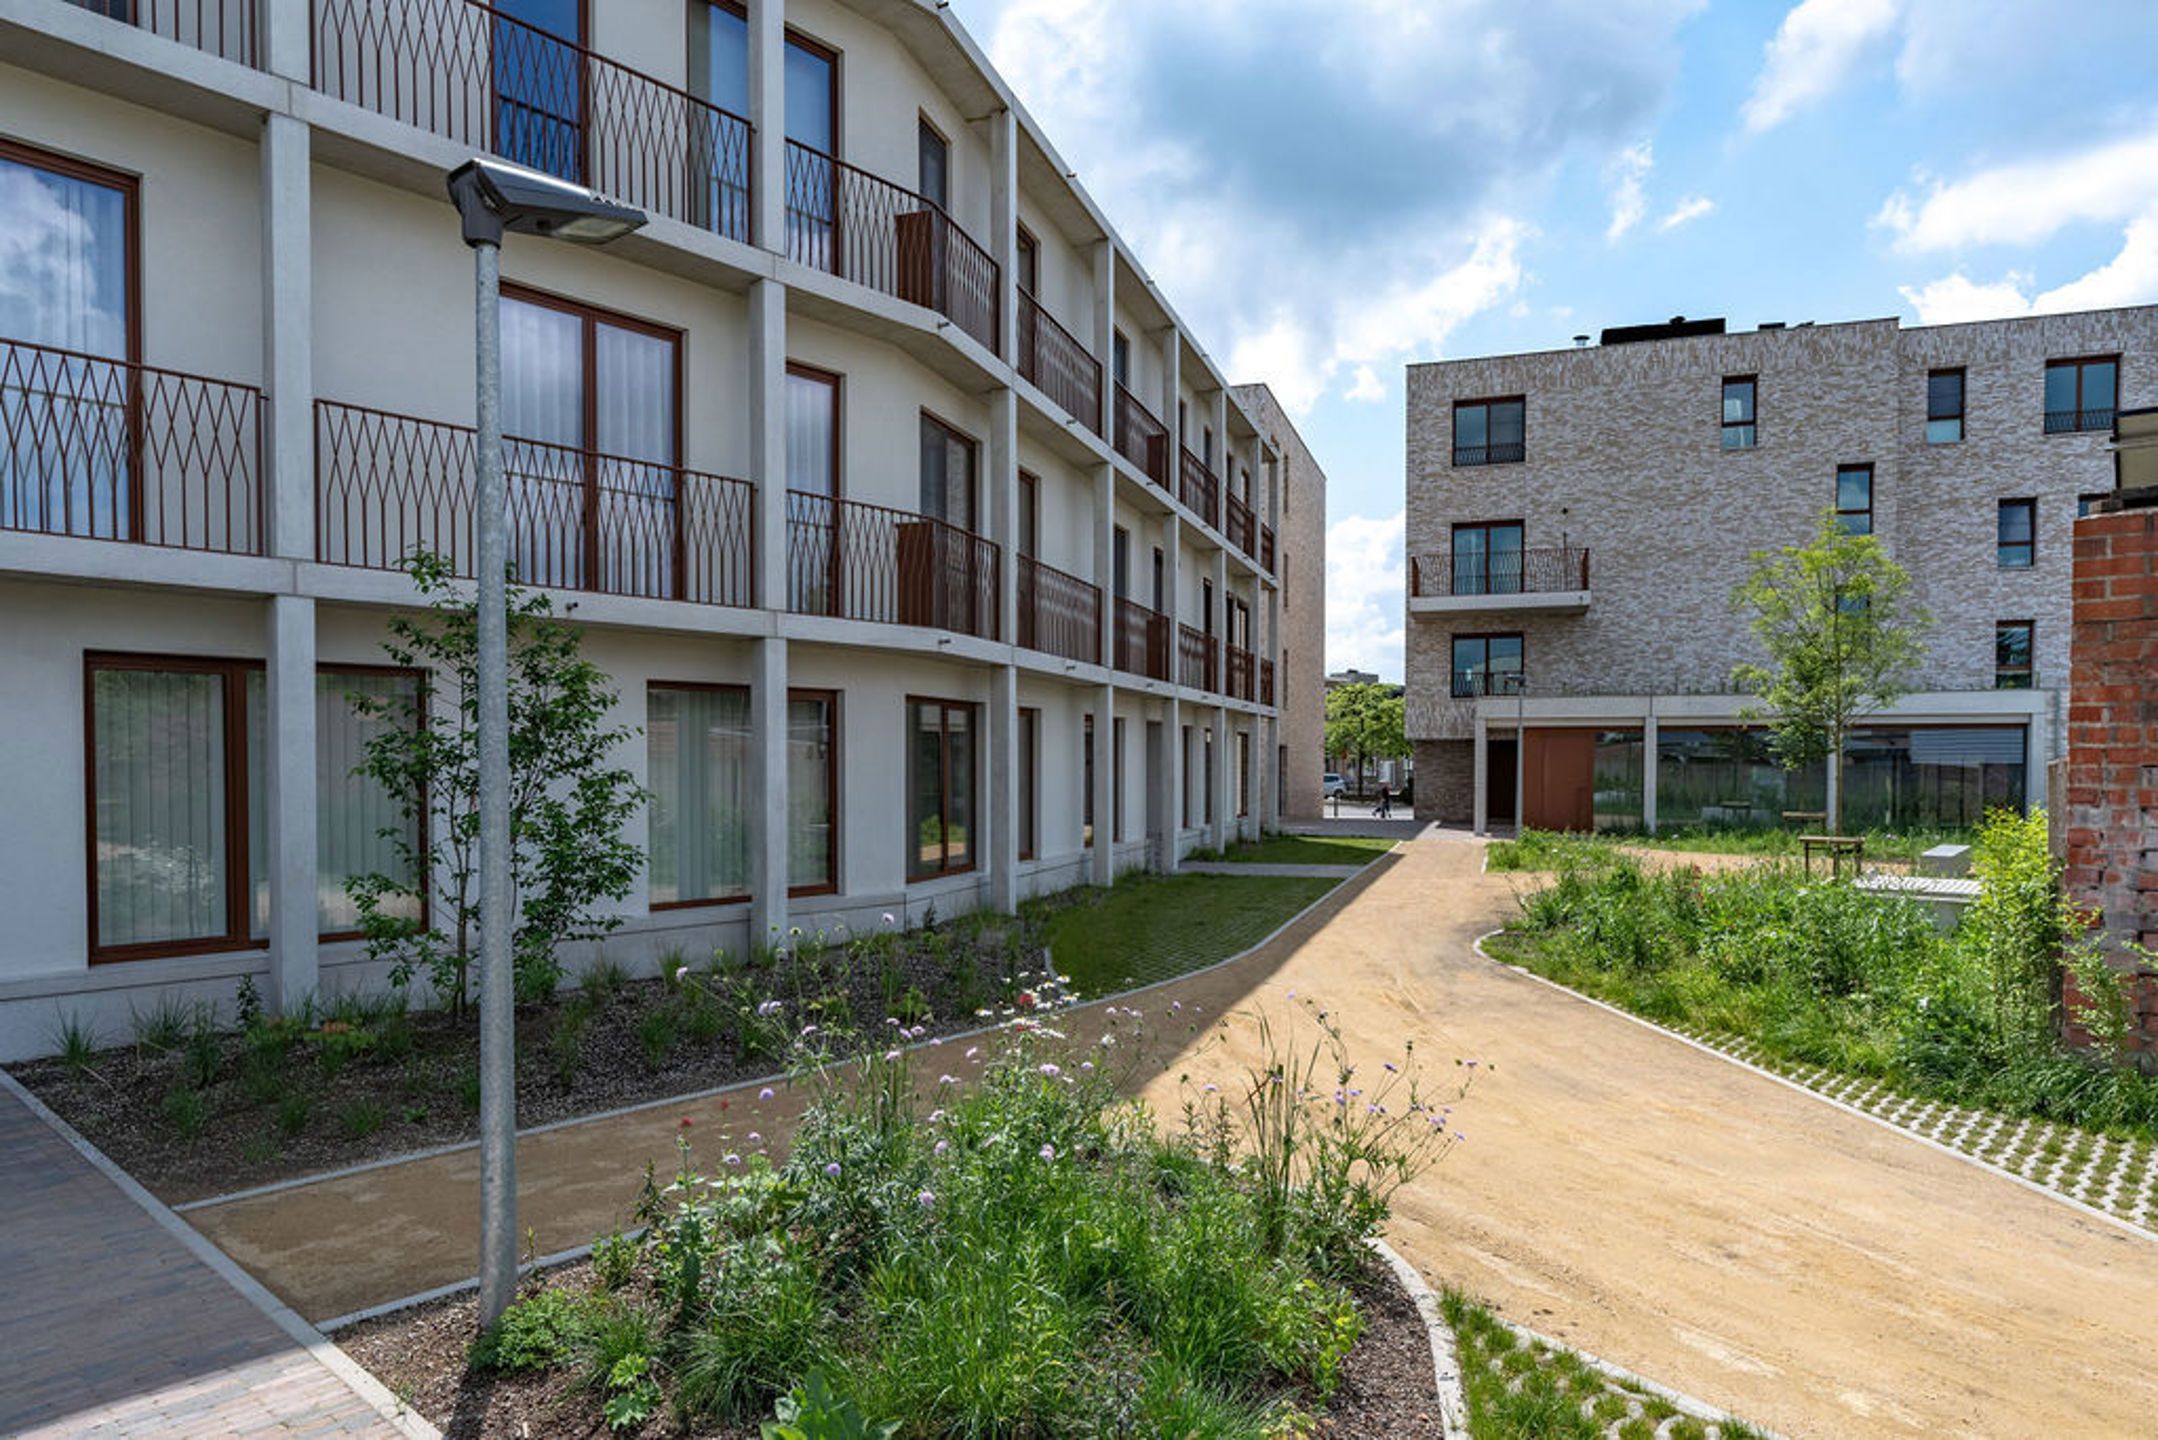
[[445, 157, 645, 1328]]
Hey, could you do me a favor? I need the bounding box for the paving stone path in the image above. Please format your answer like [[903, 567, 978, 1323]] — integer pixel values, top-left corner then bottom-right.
[[0, 1077, 420, 1439]]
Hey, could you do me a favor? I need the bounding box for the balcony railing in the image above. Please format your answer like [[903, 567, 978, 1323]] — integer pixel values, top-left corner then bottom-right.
[[1412, 545, 1589, 597], [1452, 441, 1525, 466], [1113, 383, 1169, 487], [2, 337, 263, 555], [315, 400, 753, 604], [313, 0, 753, 245], [1259, 657, 1275, 707], [783, 142, 999, 355], [2044, 407, 2116, 435], [785, 491, 999, 641], [1178, 445, 1221, 531], [1113, 598, 1170, 681], [1258, 523, 1276, 575], [1224, 643, 1256, 702], [1451, 668, 1526, 699], [1177, 623, 1217, 693], [1224, 490, 1256, 557], [1016, 290, 1102, 435], [1017, 554, 1100, 666], [67, 0, 259, 66]]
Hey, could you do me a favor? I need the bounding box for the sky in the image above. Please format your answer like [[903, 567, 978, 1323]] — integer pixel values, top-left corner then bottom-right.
[[944, 0, 2158, 681]]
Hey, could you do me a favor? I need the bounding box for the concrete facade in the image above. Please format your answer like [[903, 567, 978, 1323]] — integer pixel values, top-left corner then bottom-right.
[[1403, 308, 2158, 830], [1232, 382, 1328, 819], [0, 0, 1314, 1059]]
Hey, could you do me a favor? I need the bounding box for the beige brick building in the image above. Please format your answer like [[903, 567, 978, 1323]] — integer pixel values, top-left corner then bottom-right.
[[1403, 307, 2158, 832], [1234, 383, 1328, 819]]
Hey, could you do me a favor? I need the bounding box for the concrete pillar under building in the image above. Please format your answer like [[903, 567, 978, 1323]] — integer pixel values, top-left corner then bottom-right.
[[1092, 684, 1116, 887], [989, 664, 1019, 913], [750, 637, 789, 945], [265, 595, 318, 1015]]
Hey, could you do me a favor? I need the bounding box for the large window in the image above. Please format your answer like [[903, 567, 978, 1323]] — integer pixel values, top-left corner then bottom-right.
[[781, 26, 840, 268], [1995, 621, 2033, 689], [646, 684, 751, 908], [1017, 707, 1038, 861], [1926, 368, 1964, 443], [1452, 397, 1524, 466], [908, 699, 975, 878], [687, 1, 752, 237], [789, 690, 837, 894], [1112, 717, 1126, 842], [1655, 725, 2024, 830], [500, 286, 680, 593], [492, 0, 585, 182], [1082, 713, 1094, 846], [919, 412, 978, 530], [1016, 226, 1040, 295], [1835, 465, 1873, 535], [785, 364, 842, 613], [1997, 498, 2035, 568], [1112, 330, 1131, 389], [1451, 520, 1524, 595], [917, 115, 949, 211], [1450, 633, 1523, 698], [87, 657, 419, 962], [1237, 731, 1251, 818], [1, 140, 137, 542], [2044, 356, 2117, 434], [1721, 376, 1757, 450], [1181, 724, 1194, 828]]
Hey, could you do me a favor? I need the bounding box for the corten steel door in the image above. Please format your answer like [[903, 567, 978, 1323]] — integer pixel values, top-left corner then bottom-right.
[[1523, 728, 1596, 832]]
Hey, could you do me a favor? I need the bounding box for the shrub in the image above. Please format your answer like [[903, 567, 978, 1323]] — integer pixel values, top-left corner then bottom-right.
[[52, 1012, 96, 1075], [339, 1099, 388, 1140], [131, 996, 196, 1057], [161, 1084, 207, 1141], [471, 1287, 599, 1373], [639, 1006, 680, 1071], [675, 1238, 832, 1421], [591, 1229, 638, 1291]]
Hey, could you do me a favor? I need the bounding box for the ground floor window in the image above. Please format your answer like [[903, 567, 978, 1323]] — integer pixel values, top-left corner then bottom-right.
[[908, 698, 976, 879], [1237, 731, 1251, 817], [1082, 714, 1094, 847], [1017, 707, 1038, 861], [1204, 729, 1215, 824], [1652, 725, 2024, 831], [789, 691, 838, 894], [647, 684, 752, 908], [1995, 621, 2033, 689], [1112, 717, 1126, 842], [87, 655, 419, 961], [1181, 724, 1194, 827], [1590, 730, 1643, 830]]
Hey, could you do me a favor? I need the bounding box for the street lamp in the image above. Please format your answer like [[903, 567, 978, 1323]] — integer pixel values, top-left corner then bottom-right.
[[445, 157, 646, 1329]]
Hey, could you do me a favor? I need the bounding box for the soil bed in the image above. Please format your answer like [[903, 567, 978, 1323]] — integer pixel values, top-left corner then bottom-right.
[[339, 1256, 1442, 1439], [10, 915, 1049, 1204]]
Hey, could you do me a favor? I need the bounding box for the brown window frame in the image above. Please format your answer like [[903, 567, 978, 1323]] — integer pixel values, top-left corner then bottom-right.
[[781, 24, 842, 156], [1203, 727, 1215, 825], [1082, 712, 1095, 847], [1834, 464, 1873, 536], [1017, 705, 1039, 862], [645, 680, 754, 913], [1237, 731, 1251, 819], [1111, 715, 1126, 842], [907, 696, 978, 880], [1449, 519, 1525, 596], [1181, 723, 1194, 828], [1721, 375, 1757, 450], [1451, 632, 1524, 699], [787, 687, 841, 898], [1996, 498, 2036, 569], [1016, 469, 1039, 558], [1452, 395, 1525, 466], [1994, 621, 2034, 690], [0, 137, 143, 369], [85, 653, 427, 964], [1015, 224, 1040, 296], [918, 408, 981, 532], [2044, 355, 2119, 435], [784, 361, 845, 496], [1926, 367, 1965, 443], [916, 111, 950, 212], [1113, 329, 1131, 389]]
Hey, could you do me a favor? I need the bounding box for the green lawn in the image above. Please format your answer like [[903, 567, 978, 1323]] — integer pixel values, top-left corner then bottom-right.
[[1029, 871, 1342, 998], [1209, 834, 1399, 866]]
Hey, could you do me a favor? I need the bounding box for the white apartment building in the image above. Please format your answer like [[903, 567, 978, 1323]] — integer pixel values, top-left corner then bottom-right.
[[0, 0, 1320, 1059], [1404, 308, 2157, 834]]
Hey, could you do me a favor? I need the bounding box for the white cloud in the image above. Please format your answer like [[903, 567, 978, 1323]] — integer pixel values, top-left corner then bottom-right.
[[1326, 510, 1406, 681], [1344, 365, 1386, 403], [1898, 271, 2035, 324], [1876, 127, 2158, 254], [1900, 203, 2158, 323], [1605, 141, 1653, 242], [1741, 0, 1904, 134], [1656, 195, 1715, 232]]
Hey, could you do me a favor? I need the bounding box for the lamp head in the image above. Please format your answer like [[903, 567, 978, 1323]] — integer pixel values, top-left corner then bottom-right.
[[446, 157, 647, 249]]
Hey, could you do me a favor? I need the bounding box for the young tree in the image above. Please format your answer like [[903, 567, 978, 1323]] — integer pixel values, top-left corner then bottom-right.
[[1323, 683, 1409, 792], [1730, 510, 1930, 834], [349, 553, 646, 1017]]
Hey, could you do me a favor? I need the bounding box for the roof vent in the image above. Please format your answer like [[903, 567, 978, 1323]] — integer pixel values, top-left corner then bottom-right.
[[1571, 334, 1591, 348], [1759, 321, 1785, 331]]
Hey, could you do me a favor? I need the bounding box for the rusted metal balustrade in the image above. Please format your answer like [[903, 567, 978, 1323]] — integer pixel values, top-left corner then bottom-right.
[[66, 0, 259, 65], [1411, 545, 1590, 597], [1017, 289, 1102, 435], [1177, 622, 1217, 693], [1224, 643, 1255, 701], [1, 337, 263, 555], [785, 490, 1000, 641], [1113, 384, 1169, 487], [1113, 598, 1170, 681], [1177, 445, 1220, 531], [1017, 554, 1100, 665], [315, 400, 754, 605]]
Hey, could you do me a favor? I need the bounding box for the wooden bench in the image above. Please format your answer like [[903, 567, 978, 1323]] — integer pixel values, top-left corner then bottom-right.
[[1799, 833, 1865, 880]]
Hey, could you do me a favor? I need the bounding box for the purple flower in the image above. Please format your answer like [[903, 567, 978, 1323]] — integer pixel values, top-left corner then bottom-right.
[[824, 1162, 842, 1178], [1080, 1060, 1095, 1072], [747, 1131, 761, 1143], [759, 1087, 775, 1101], [1039, 1063, 1061, 1078], [885, 1049, 902, 1063], [938, 1074, 959, 1086], [1454, 1132, 1467, 1142], [934, 1139, 949, 1155], [917, 1190, 936, 1208], [928, 1109, 946, 1123], [1039, 1144, 1056, 1162], [965, 1046, 979, 1060], [1203, 1083, 1219, 1094], [723, 1152, 741, 1167]]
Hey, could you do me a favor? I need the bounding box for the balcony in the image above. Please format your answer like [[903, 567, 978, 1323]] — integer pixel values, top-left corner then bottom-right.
[[1224, 643, 1255, 702], [2, 337, 264, 556], [1016, 291, 1102, 437], [1259, 657, 1275, 707], [1177, 445, 1220, 531], [1224, 489, 1256, 557], [1258, 522, 1276, 576], [1451, 668, 1525, 700], [315, 400, 753, 604], [1177, 622, 1216, 693], [783, 143, 999, 356], [785, 491, 999, 641], [1409, 545, 1590, 617], [1112, 384, 1169, 487], [66, 0, 259, 66], [1017, 554, 1100, 666], [1113, 598, 1170, 681], [2045, 407, 2116, 435], [313, 0, 753, 245], [1452, 441, 1525, 466]]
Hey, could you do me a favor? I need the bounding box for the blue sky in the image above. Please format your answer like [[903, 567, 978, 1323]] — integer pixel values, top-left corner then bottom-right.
[[946, 0, 2158, 680]]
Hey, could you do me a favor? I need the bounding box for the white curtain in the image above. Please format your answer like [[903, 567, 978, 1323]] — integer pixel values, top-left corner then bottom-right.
[[316, 672, 423, 932], [93, 668, 226, 949], [501, 297, 583, 586], [787, 694, 833, 888], [594, 322, 676, 595], [649, 686, 752, 904]]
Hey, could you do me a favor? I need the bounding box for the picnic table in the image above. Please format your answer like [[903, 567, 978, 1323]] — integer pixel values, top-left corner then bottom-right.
[[1799, 833, 1865, 880]]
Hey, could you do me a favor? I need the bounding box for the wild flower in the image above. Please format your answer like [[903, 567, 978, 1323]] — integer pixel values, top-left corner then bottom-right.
[[679, 1116, 694, 1129], [938, 1074, 958, 1085], [884, 1049, 902, 1063], [1039, 1063, 1061, 1078], [756, 1000, 784, 1017], [917, 1190, 936, 1207], [934, 1139, 948, 1154], [1038, 1144, 1056, 1162], [723, 1152, 741, 1166], [747, 1132, 761, 1143], [759, 1087, 775, 1101], [824, 1162, 842, 1178], [928, 1109, 945, 1123], [965, 1046, 979, 1060]]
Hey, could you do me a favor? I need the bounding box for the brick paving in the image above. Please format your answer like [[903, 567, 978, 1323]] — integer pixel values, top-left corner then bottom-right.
[[0, 1081, 412, 1438]]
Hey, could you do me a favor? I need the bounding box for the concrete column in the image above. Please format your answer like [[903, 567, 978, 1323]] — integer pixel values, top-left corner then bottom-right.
[[748, 0, 786, 253], [1160, 696, 1181, 872], [261, 113, 312, 562], [989, 388, 1018, 645], [1093, 242, 1116, 434], [265, 596, 318, 1015], [1162, 329, 1181, 456], [749, 278, 787, 609], [1264, 714, 1281, 831], [1642, 712, 1660, 835], [1093, 462, 1115, 666], [750, 637, 789, 945], [989, 107, 1017, 362], [989, 664, 1019, 912], [1092, 684, 1116, 886], [1472, 715, 1489, 836], [1162, 511, 1183, 867], [1208, 705, 1230, 852]]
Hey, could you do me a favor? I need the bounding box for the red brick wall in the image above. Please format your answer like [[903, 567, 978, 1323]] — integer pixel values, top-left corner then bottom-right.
[[2062, 506, 2158, 1058]]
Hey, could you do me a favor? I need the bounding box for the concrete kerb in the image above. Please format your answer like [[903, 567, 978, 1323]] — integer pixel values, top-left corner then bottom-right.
[[1470, 929, 2158, 1249], [0, 1068, 442, 1440], [1366, 1236, 1470, 1439]]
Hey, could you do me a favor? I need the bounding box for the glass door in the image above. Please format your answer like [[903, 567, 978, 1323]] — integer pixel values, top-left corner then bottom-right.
[[493, 0, 585, 182]]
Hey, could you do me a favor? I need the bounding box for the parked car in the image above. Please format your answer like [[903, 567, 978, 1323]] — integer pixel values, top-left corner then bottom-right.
[[1323, 772, 1347, 799]]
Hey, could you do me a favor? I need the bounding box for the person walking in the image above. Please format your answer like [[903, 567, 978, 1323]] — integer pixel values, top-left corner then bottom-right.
[[1375, 784, 1392, 820]]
